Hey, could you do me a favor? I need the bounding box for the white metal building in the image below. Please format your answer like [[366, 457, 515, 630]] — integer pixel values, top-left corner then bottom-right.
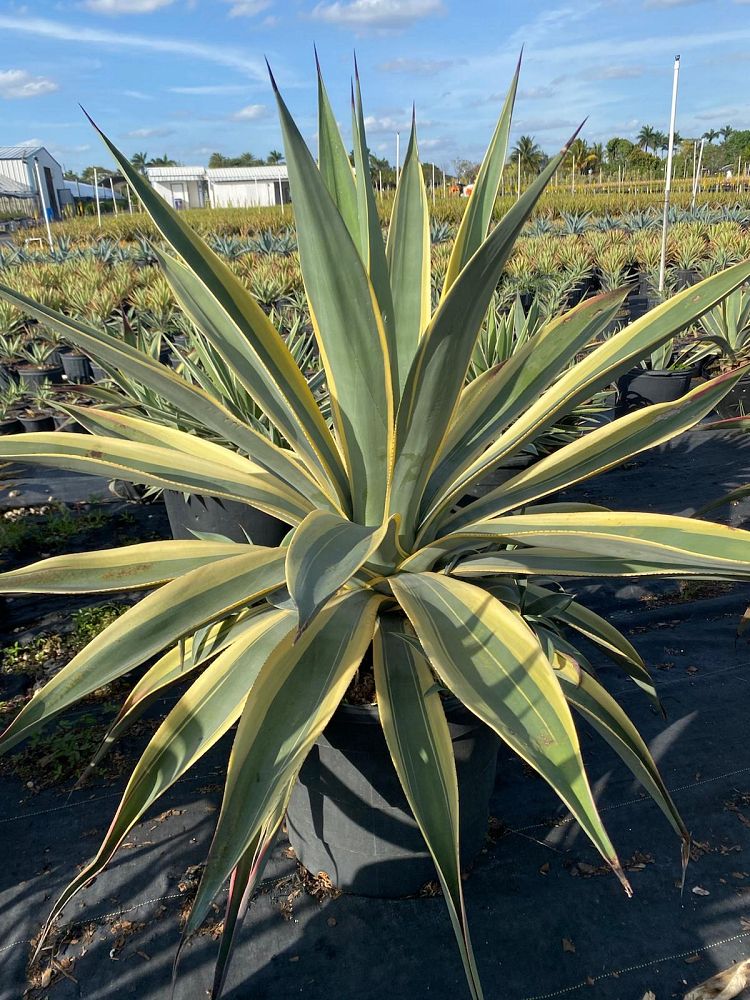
[[205, 166, 290, 208], [0, 145, 71, 218], [145, 166, 207, 210]]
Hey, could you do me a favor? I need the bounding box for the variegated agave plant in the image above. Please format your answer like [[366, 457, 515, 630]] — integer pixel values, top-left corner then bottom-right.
[[2, 59, 750, 1000]]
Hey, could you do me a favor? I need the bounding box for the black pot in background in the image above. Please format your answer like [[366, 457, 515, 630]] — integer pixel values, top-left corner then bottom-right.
[[519, 291, 534, 312], [48, 347, 69, 368], [0, 416, 23, 435], [18, 365, 63, 389], [53, 414, 87, 433], [672, 267, 699, 291], [163, 490, 288, 546], [19, 413, 56, 432], [614, 367, 692, 418], [89, 360, 108, 382], [286, 701, 499, 898], [626, 293, 651, 323], [61, 352, 94, 384], [716, 371, 750, 419], [0, 364, 18, 390], [567, 276, 595, 308]]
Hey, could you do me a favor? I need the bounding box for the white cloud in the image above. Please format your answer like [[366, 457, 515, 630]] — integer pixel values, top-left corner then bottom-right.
[[123, 89, 153, 100], [232, 103, 269, 120], [225, 0, 270, 14], [311, 0, 444, 30], [84, 0, 175, 12], [379, 57, 462, 75], [0, 15, 267, 79], [127, 126, 175, 137], [0, 68, 58, 99]]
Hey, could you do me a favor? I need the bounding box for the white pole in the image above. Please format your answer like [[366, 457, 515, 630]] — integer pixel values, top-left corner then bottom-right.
[[395, 131, 400, 187], [431, 161, 435, 205], [109, 176, 118, 215], [517, 155, 521, 202], [658, 55, 681, 295], [692, 138, 705, 210], [33, 157, 54, 251], [279, 177, 285, 214], [94, 167, 101, 227], [572, 156, 576, 194], [127, 184, 133, 214]]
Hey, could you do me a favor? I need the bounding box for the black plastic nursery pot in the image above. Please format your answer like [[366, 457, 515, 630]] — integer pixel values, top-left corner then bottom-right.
[[0, 416, 22, 435], [53, 414, 87, 433], [19, 413, 56, 432], [672, 267, 699, 290], [17, 365, 63, 389], [716, 371, 750, 419], [60, 352, 94, 384], [163, 490, 288, 546], [0, 364, 18, 391], [286, 701, 499, 898], [614, 367, 692, 418], [89, 361, 108, 383]]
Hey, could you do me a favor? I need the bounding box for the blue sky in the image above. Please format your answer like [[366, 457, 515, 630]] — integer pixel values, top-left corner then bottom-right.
[[1, 0, 749, 173]]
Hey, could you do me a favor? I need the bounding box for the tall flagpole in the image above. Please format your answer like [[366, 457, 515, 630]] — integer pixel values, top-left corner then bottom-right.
[[658, 55, 681, 295]]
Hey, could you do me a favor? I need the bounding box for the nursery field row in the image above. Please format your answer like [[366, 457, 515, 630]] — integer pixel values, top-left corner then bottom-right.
[[12, 185, 750, 245]]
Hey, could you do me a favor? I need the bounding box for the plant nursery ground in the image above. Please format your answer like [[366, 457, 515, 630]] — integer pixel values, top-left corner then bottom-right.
[[1, 428, 750, 1000]]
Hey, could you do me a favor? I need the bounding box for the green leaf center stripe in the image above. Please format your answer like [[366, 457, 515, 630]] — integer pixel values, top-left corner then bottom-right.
[[271, 76, 394, 524]]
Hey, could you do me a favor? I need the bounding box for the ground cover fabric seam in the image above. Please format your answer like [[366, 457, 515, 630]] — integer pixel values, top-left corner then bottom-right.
[[521, 930, 750, 1000]]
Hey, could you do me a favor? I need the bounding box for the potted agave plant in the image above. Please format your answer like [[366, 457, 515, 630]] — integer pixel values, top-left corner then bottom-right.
[[0, 380, 23, 435], [692, 284, 750, 417], [2, 58, 750, 999]]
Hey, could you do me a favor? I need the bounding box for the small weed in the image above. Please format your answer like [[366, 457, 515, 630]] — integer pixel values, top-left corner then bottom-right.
[[5, 712, 123, 789], [1, 603, 126, 677]]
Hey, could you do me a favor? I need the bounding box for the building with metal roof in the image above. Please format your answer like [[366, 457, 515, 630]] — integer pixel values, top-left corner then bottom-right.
[[0, 145, 70, 219], [145, 163, 289, 210]]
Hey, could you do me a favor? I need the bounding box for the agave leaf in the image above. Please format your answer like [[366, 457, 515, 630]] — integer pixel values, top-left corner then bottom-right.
[[437, 367, 747, 536], [451, 546, 749, 580], [445, 511, 750, 573], [436, 260, 750, 517], [373, 615, 484, 1000], [316, 50, 359, 245], [87, 609, 269, 773], [523, 582, 658, 708], [83, 118, 347, 503], [0, 548, 285, 753], [286, 510, 391, 632], [351, 64, 396, 358], [388, 134, 579, 543], [154, 250, 346, 508], [184, 589, 382, 937], [0, 284, 328, 505], [0, 433, 312, 525], [386, 111, 431, 395], [442, 53, 521, 295], [422, 290, 628, 515], [0, 539, 244, 594], [554, 653, 687, 844], [36, 607, 294, 948], [209, 783, 293, 1000], [271, 71, 394, 525], [390, 572, 629, 888]]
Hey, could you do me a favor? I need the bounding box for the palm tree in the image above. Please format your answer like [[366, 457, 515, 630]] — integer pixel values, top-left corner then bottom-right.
[[637, 125, 659, 153], [267, 149, 284, 165], [130, 151, 149, 174], [149, 154, 177, 166], [653, 131, 669, 157], [720, 125, 734, 142], [702, 129, 720, 144], [511, 135, 544, 175]]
